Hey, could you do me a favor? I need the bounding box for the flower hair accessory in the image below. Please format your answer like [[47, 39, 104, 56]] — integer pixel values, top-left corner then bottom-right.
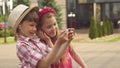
[[39, 7, 56, 20]]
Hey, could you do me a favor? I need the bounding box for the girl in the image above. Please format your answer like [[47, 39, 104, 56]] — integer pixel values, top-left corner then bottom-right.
[[8, 4, 73, 68], [37, 7, 88, 68]]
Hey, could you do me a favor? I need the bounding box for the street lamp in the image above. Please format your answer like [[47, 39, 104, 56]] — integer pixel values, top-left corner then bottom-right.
[[68, 12, 76, 18], [68, 12, 76, 28], [117, 20, 120, 32]]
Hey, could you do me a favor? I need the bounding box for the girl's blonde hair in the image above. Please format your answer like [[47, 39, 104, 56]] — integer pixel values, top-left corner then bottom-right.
[[37, 13, 59, 42], [37, 12, 67, 63]]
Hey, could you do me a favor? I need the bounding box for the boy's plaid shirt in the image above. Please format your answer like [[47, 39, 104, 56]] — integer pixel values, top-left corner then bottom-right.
[[17, 35, 51, 68]]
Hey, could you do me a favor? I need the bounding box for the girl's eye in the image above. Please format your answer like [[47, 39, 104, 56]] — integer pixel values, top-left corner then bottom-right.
[[54, 23, 56, 26], [46, 22, 56, 29]]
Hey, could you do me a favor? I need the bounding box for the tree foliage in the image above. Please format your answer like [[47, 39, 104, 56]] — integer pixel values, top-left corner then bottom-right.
[[89, 18, 99, 39], [13, 0, 29, 8]]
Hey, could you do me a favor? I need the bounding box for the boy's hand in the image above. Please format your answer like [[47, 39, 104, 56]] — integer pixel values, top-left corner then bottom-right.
[[56, 28, 75, 45], [57, 30, 68, 44]]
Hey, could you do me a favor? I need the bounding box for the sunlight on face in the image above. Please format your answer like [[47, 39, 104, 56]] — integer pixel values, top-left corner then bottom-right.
[[41, 17, 58, 38], [18, 21, 37, 38]]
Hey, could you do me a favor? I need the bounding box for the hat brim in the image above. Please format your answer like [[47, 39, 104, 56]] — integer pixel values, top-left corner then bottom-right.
[[12, 6, 39, 34]]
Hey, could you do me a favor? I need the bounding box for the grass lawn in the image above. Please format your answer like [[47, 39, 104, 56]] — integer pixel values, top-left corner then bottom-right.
[[1, 34, 120, 44], [72, 34, 120, 43], [0, 37, 16, 44]]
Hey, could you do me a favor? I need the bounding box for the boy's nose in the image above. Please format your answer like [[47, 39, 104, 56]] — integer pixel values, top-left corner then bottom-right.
[[33, 26, 37, 31]]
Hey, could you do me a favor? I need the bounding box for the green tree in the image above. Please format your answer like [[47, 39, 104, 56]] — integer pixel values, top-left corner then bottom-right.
[[0, 1, 9, 22], [0, 15, 4, 22], [109, 21, 114, 34], [97, 21, 103, 37], [13, 0, 29, 8], [39, 0, 62, 29], [89, 18, 99, 39]]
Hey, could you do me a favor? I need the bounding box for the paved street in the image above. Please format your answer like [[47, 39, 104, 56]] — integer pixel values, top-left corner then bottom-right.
[[0, 44, 19, 68], [0, 34, 120, 68], [72, 42, 120, 68]]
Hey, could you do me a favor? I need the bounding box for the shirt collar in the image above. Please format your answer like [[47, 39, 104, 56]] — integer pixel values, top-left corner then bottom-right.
[[18, 35, 40, 43], [18, 35, 30, 42]]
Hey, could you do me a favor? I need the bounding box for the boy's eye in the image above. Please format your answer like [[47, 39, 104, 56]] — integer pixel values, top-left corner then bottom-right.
[[30, 24, 34, 26], [29, 23, 36, 26], [47, 25, 51, 29]]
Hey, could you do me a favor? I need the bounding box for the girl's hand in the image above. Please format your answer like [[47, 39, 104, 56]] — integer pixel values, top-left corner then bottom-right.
[[68, 28, 75, 42], [37, 30, 50, 42]]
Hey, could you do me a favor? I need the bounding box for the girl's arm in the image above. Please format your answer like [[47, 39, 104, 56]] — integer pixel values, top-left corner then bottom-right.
[[69, 45, 88, 68]]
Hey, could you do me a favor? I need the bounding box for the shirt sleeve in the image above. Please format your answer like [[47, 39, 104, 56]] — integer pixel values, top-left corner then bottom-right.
[[17, 42, 43, 67]]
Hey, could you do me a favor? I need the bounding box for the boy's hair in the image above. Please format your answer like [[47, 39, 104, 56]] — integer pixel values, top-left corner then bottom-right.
[[21, 9, 39, 24], [8, 4, 39, 35], [17, 10, 39, 33]]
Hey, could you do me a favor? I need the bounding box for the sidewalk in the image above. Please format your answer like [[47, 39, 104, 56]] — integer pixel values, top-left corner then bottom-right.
[[72, 41, 120, 68], [0, 44, 19, 68], [0, 33, 120, 68], [72, 33, 120, 68]]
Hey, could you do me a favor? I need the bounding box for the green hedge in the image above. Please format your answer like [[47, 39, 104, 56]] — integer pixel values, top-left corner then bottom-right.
[[89, 18, 99, 39], [89, 19, 114, 39], [0, 29, 14, 37]]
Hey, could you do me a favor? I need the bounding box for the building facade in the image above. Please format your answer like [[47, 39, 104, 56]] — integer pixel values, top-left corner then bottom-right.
[[66, 0, 120, 29], [45, 0, 120, 29], [1, 0, 120, 29]]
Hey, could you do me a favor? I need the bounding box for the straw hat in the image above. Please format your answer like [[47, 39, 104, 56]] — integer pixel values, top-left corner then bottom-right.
[[8, 4, 39, 34]]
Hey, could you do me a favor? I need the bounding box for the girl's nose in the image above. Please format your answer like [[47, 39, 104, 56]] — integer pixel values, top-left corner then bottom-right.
[[52, 26, 56, 31]]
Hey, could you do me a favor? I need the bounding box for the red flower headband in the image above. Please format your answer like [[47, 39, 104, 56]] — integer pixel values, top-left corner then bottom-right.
[[38, 7, 56, 20]]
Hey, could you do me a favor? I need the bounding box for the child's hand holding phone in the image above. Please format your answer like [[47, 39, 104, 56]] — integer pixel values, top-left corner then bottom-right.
[[68, 28, 75, 41]]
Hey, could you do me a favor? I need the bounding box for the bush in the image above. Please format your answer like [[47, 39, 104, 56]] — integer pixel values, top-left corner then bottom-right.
[[109, 21, 114, 34], [97, 21, 103, 37], [0, 30, 4, 37], [0, 29, 14, 37], [89, 18, 99, 39], [89, 19, 114, 39], [103, 20, 114, 36]]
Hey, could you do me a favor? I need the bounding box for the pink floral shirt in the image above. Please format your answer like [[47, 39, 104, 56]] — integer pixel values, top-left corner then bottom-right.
[[17, 35, 51, 68]]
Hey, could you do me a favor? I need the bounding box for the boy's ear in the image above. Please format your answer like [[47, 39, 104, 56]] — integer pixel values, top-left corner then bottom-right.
[[18, 25, 22, 29]]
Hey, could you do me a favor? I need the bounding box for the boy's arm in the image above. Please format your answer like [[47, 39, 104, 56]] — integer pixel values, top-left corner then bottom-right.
[[37, 30, 69, 68], [37, 41, 61, 68], [53, 28, 75, 62], [52, 41, 70, 62]]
